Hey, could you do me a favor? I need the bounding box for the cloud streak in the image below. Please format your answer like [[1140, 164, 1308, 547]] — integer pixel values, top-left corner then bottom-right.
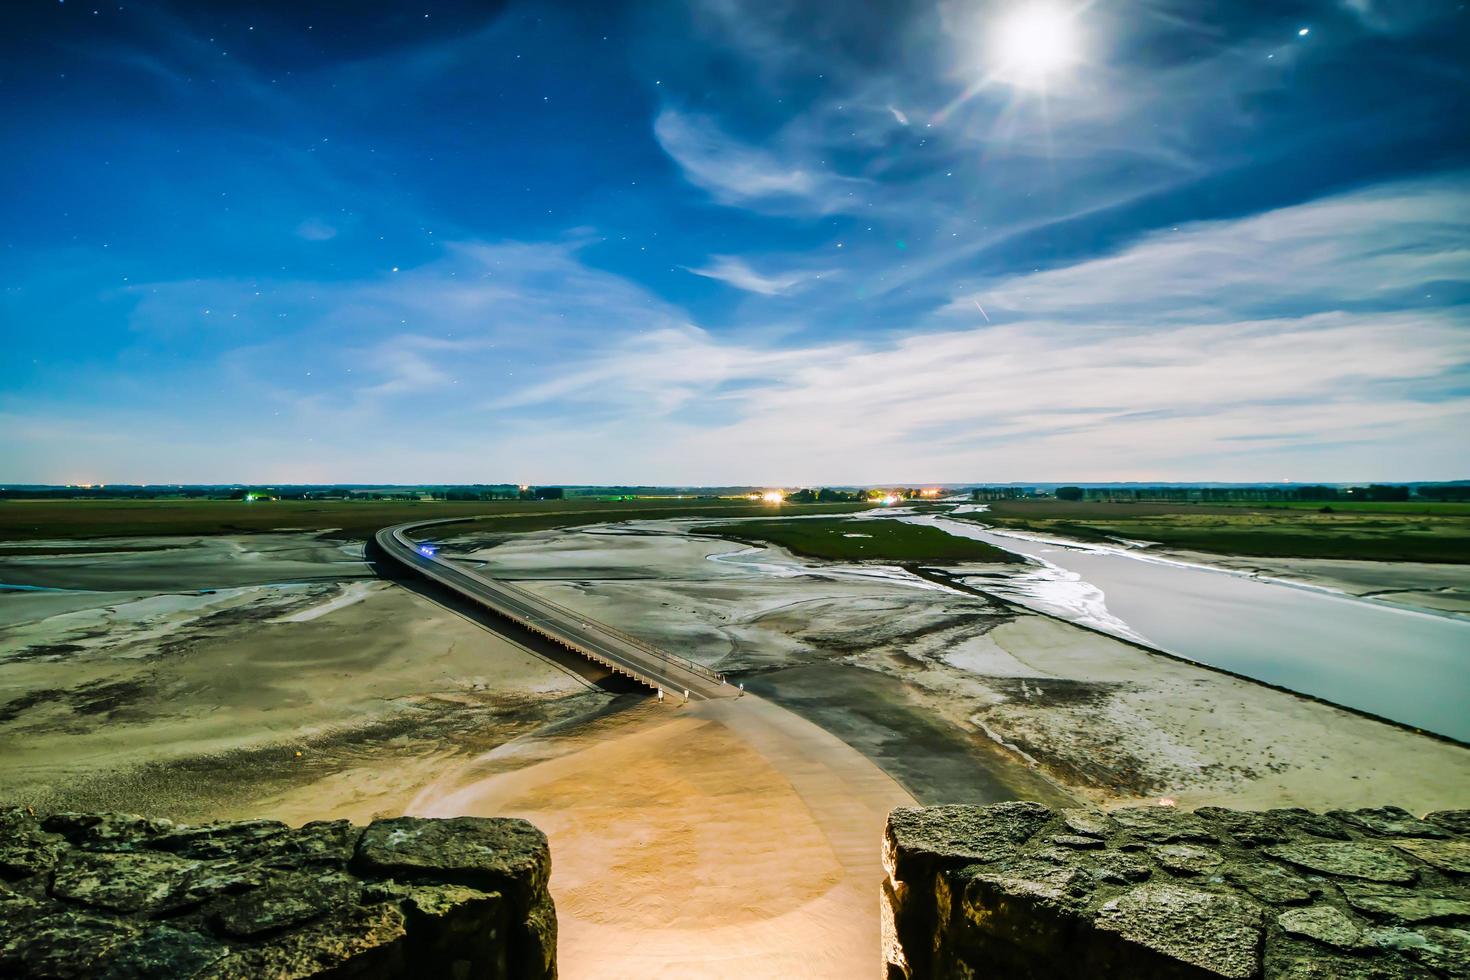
[[683, 255, 831, 295], [654, 108, 869, 214]]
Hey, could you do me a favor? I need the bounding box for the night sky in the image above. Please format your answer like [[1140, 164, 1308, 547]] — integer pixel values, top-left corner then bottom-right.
[[3, 0, 1467, 484]]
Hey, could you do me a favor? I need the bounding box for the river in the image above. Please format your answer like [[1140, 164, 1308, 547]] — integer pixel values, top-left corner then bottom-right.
[[907, 515, 1470, 743]]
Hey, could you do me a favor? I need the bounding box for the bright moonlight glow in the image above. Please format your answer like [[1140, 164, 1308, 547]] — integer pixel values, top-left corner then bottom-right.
[[991, 3, 1080, 86]]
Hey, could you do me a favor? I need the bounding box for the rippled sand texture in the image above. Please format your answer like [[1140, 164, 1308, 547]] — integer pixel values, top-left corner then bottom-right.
[[410, 695, 913, 979]]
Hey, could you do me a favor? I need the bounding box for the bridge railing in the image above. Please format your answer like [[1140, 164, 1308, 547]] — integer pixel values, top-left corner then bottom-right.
[[383, 522, 725, 686], [489, 579, 725, 683]]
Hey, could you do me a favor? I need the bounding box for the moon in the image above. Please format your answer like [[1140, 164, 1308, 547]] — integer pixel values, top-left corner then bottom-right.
[[991, 3, 1081, 86]]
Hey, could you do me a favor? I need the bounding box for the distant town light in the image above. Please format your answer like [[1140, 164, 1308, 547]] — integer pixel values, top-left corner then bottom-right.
[[762, 490, 785, 504], [881, 494, 898, 506]]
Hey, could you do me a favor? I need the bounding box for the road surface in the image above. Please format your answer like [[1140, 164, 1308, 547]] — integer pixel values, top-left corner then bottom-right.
[[375, 519, 736, 700]]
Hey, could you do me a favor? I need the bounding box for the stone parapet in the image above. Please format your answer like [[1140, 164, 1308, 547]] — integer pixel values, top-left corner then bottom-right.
[[883, 802, 1470, 978], [0, 806, 556, 979]]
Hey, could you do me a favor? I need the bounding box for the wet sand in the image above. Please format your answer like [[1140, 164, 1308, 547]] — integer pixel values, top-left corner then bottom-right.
[[408, 695, 914, 979], [1186, 552, 1470, 617], [0, 535, 608, 818]]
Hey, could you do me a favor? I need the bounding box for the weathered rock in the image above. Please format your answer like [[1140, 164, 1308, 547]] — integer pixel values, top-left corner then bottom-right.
[[95, 926, 229, 979], [149, 819, 290, 860], [1331, 807, 1448, 840], [209, 871, 356, 938], [353, 815, 549, 903], [50, 850, 198, 914], [0, 910, 140, 978], [1097, 883, 1263, 978], [1053, 833, 1106, 849], [1152, 843, 1225, 877], [0, 807, 556, 980], [884, 802, 1052, 880], [884, 802, 1469, 980], [962, 859, 1094, 913], [1341, 882, 1470, 924], [1266, 808, 1353, 842], [1264, 843, 1417, 884], [1061, 808, 1113, 838], [1266, 948, 1422, 979], [1365, 925, 1470, 975], [1425, 810, 1470, 837], [1277, 906, 1362, 949], [1227, 863, 1316, 905], [1198, 807, 1298, 847], [1089, 851, 1153, 885], [1390, 838, 1470, 875], [1111, 807, 1218, 844], [41, 812, 174, 851], [0, 835, 65, 880], [213, 901, 411, 978]]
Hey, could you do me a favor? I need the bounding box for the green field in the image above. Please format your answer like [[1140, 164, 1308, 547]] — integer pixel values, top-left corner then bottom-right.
[[692, 517, 1020, 563], [965, 499, 1470, 563], [1212, 500, 1470, 516], [0, 498, 872, 542]]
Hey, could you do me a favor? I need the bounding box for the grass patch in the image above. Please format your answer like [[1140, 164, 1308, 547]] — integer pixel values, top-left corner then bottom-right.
[[0, 498, 872, 542], [692, 517, 1020, 563], [965, 499, 1470, 563]]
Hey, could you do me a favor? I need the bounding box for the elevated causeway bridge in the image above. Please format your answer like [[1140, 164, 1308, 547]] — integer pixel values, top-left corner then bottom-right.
[[375, 519, 736, 700]]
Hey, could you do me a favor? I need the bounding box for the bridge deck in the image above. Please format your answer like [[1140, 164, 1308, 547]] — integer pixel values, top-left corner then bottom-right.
[[375, 520, 737, 700]]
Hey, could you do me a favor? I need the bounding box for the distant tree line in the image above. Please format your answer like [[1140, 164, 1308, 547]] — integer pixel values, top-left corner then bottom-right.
[[785, 488, 863, 503], [1042, 484, 1447, 503]]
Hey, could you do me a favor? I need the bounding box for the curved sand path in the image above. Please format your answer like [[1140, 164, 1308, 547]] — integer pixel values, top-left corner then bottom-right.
[[409, 694, 915, 978]]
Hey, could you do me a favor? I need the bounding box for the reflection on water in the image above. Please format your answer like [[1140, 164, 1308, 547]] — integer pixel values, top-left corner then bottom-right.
[[915, 515, 1470, 742]]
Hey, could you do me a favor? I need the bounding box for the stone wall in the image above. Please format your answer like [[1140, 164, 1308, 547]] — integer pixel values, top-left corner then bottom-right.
[[0, 806, 556, 979], [884, 802, 1470, 978]]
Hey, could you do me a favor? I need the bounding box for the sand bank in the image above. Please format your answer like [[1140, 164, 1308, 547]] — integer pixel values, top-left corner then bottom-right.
[[0, 543, 606, 819], [409, 695, 913, 979]]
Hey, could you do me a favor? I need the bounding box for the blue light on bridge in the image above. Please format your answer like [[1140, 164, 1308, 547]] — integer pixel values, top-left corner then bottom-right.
[[418, 544, 438, 557]]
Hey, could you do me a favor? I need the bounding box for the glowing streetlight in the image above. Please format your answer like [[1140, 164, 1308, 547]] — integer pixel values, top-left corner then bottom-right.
[[761, 490, 785, 504]]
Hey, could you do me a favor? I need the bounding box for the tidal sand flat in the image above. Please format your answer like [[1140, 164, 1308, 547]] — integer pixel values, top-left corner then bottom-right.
[[0, 533, 611, 820], [452, 519, 1470, 811], [409, 695, 913, 979], [4, 518, 1468, 980], [1181, 553, 1470, 616]]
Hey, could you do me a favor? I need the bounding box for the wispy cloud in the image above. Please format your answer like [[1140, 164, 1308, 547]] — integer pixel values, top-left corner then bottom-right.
[[654, 108, 868, 213], [295, 218, 338, 241], [682, 254, 831, 295], [953, 176, 1470, 321]]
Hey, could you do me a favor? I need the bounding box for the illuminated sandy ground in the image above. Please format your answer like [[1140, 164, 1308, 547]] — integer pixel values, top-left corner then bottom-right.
[[408, 695, 913, 980]]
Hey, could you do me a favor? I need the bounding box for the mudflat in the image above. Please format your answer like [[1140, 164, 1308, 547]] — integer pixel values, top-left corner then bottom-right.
[[461, 519, 1470, 811], [3, 520, 1468, 979]]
